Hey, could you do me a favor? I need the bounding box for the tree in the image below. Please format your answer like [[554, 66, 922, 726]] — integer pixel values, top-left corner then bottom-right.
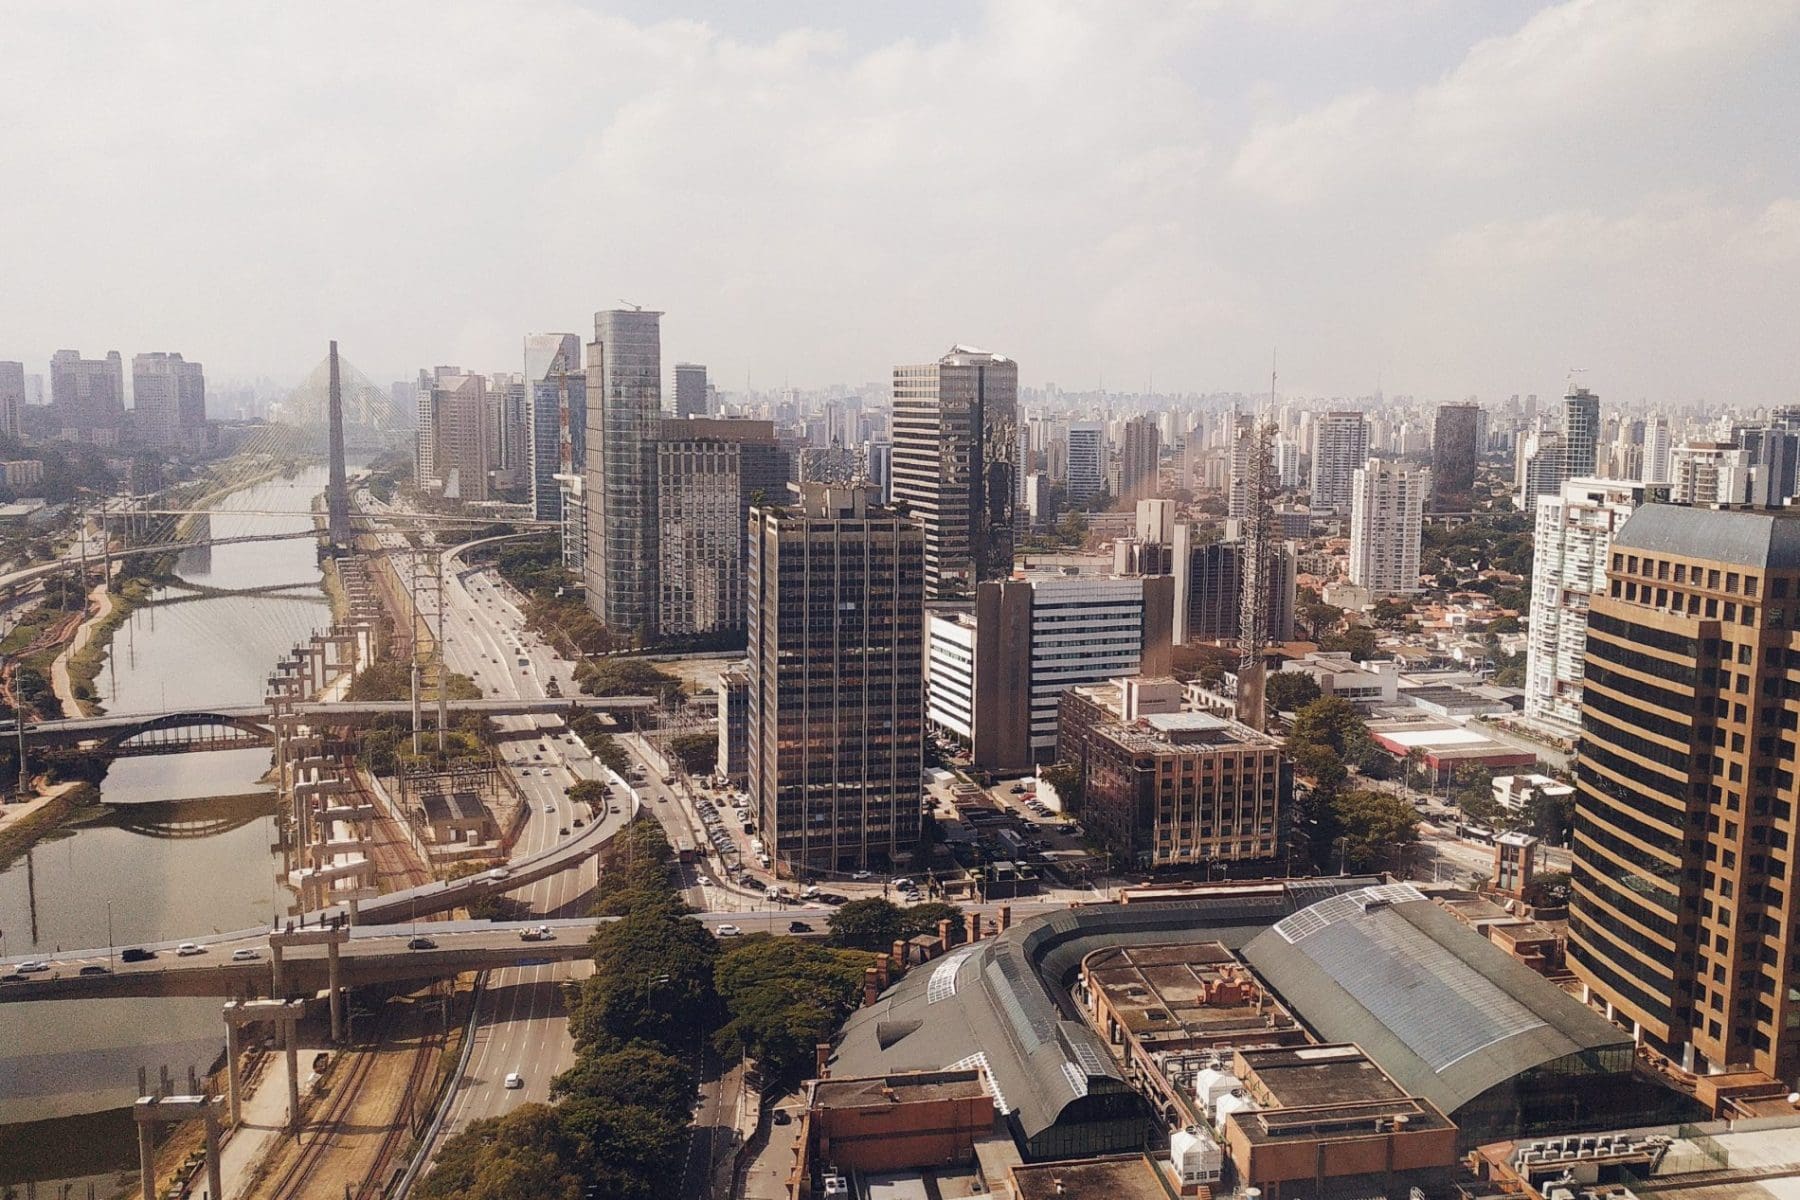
[[710, 936, 876, 1081], [1300, 602, 1345, 640], [1330, 789, 1419, 872], [417, 1105, 584, 1200], [1287, 696, 1373, 760], [826, 898, 906, 950], [667, 731, 716, 776], [568, 779, 608, 808], [590, 733, 631, 776], [1037, 760, 1083, 811], [1318, 625, 1377, 658], [1264, 672, 1322, 714], [1525, 786, 1575, 845], [574, 658, 682, 703], [551, 1045, 692, 1120]]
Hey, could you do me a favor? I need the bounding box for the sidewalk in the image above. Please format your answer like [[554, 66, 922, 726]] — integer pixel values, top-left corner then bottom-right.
[[50, 577, 114, 718]]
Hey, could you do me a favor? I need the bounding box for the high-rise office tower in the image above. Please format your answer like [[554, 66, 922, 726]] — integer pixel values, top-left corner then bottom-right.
[[1737, 425, 1800, 508], [0, 361, 24, 440], [890, 345, 1018, 598], [1274, 435, 1304, 490], [1118, 415, 1160, 507], [1347, 461, 1427, 595], [1066, 421, 1105, 504], [673, 362, 709, 419], [584, 308, 663, 640], [1644, 418, 1673, 485], [1523, 477, 1662, 738], [525, 333, 585, 522], [747, 483, 924, 875], [131, 352, 205, 447], [1563, 386, 1600, 479], [1570, 505, 1800, 1080], [49, 349, 125, 439], [415, 371, 491, 501], [1432, 402, 1482, 506], [1227, 413, 1256, 519], [654, 417, 784, 637], [1309, 411, 1370, 513]]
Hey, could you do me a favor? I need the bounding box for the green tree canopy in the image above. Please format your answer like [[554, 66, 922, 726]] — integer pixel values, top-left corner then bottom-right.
[[1265, 671, 1322, 713], [1330, 788, 1419, 872]]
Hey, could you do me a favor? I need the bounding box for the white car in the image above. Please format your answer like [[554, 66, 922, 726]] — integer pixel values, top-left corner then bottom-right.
[[504, 1072, 524, 1090], [540, 769, 552, 777], [15, 960, 49, 973], [231, 948, 260, 961], [543, 803, 556, 813], [714, 924, 742, 937], [177, 942, 204, 957]]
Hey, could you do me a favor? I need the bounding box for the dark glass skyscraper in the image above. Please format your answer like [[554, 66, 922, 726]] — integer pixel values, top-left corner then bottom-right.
[[583, 308, 662, 641]]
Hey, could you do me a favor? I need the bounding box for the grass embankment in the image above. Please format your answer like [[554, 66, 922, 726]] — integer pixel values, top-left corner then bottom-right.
[[61, 574, 169, 713], [0, 782, 100, 870]]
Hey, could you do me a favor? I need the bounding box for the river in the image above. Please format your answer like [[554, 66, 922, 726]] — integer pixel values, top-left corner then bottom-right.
[[0, 465, 336, 1188]]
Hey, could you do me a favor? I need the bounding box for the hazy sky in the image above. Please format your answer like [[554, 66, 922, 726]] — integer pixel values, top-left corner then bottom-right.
[[5, 0, 1797, 404]]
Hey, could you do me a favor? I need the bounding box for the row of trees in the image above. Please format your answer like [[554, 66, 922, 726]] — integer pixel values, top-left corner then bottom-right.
[[420, 818, 885, 1199]]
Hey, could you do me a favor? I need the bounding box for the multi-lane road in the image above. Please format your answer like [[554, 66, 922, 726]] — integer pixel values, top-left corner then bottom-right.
[[405, 538, 616, 1146]]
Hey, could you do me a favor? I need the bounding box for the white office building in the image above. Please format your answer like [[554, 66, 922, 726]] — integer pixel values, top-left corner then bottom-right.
[[1347, 460, 1427, 595], [1309, 410, 1369, 512], [1523, 478, 1662, 737], [1067, 421, 1105, 504], [1670, 442, 1752, 506]]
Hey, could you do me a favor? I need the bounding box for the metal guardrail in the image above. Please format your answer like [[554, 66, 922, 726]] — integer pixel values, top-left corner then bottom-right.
[[392, 971, 488, 1198]]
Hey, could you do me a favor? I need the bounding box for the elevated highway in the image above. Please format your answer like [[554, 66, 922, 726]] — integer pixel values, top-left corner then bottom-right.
[[0, 918, 603, 1004]]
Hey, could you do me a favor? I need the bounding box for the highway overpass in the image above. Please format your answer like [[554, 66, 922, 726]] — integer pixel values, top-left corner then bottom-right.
[[0, 918, 603, 1004]]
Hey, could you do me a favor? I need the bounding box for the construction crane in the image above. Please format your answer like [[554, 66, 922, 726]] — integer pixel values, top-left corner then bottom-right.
[[1237, 357, 1280, 732]]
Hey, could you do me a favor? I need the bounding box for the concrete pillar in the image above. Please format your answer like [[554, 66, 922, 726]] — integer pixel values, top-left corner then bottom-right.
[[225, 1018, 242, 1124], [938, 919, 953, 953], [328, 938, 343, 1043], [203, 1108, 223, 1200], [999, 904, 1013, 932], [270, 941, 285, 997], [966, 912, 981, 943], [137, 1120, 155, 1200], [890, 940, 908, 970], [285, 1022, 301, 1135]]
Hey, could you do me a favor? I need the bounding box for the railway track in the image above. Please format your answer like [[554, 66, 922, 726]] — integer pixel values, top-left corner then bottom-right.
[[356, 1000, 447, 1200], [264, 1017, 386, 1200]]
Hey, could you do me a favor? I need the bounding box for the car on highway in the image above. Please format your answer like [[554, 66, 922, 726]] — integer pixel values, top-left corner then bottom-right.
[[15, 960, 50, 973], [176, 942, 204, 957], [0, 972, 27, 983], [231, 948, 260, 961], [787, 920, 812, 933], [851, 870, 872, 881], [544, 803, 556, 813], [487, 867, 511, 881], [407, 936, 437, 950], [540, 768, 552, 777], [518, 926, 554, 942], [559, 826, 570, 835], [79, 964, 112, 976], [714, 924, 742, 937], [572, 817, 584, 827], [121, 947, 155, 962], [504, 1072, 524, 1089]]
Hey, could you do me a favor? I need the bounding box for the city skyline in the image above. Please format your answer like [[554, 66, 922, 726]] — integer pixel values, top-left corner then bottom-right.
[[3, 1, 1796, 402]]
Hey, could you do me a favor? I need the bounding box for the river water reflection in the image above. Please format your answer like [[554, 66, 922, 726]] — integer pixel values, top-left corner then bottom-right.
[[0, 466, 337, 1186]]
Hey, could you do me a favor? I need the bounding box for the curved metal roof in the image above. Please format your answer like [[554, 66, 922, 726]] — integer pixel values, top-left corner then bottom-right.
[[1242, 884, 1631, 1115]]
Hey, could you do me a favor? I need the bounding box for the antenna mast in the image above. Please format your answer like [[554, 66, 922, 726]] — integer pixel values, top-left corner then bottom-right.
[[1237, 354, 1279, 732]]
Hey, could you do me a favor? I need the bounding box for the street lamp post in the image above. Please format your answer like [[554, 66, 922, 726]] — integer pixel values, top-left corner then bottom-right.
[[1335, 836, 1351, 877]]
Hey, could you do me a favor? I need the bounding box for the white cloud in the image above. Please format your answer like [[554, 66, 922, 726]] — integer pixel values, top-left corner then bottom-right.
[[0, 0, 1795, 406]]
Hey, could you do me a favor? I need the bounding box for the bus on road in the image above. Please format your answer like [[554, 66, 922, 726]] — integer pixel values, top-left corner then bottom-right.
[[675, 838, 695, 863]]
